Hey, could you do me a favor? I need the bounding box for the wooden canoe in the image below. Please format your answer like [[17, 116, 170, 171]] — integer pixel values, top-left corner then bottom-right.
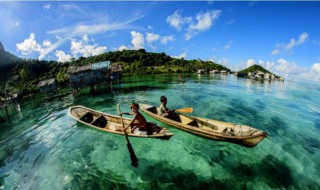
[[68, 105, 173, 140], [139, 104, 267, 147]]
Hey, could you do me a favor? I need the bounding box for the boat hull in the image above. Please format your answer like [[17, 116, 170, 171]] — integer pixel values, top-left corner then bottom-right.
[[68, 105, 173, 140], [140, 104, 267, 147]]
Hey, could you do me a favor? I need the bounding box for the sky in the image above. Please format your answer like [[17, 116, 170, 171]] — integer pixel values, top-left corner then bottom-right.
[[0, 1, 320, 82]]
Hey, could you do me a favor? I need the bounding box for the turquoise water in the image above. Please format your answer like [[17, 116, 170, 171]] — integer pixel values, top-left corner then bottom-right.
[[0, 74, 319, 189]]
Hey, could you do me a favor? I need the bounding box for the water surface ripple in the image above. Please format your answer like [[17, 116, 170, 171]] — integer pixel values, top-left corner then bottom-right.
[[0, 74, 319, 189]]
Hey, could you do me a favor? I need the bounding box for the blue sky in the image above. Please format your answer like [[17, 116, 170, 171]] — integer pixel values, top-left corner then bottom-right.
[[1, 1, 320, 81]]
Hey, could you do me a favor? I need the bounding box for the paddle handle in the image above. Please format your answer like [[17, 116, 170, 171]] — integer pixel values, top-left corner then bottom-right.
[[117, 104, 129, 142]]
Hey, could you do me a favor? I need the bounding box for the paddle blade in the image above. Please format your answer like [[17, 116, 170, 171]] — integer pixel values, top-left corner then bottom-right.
[[175, 107, 193, 113], [127, 142, 139, 168]]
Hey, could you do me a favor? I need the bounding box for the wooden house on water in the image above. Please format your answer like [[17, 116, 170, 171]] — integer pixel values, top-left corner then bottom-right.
[[38, 78, 58, 93], [197, 69, 206, 74], [67, 61, 114, 94], [220, 70, 228, 75], [210, 70, 219, 74]]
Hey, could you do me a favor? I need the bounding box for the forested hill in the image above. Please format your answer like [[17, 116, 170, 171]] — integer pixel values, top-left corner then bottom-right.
[[0, 44, 230, 95], [237, 64, 280, 78], [75, 49, 231, 74], [0, 41, 20, 71]]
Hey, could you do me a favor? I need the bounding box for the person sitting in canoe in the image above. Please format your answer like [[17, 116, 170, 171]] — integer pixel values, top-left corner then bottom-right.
[[120, 103, 162, 134], [159, 96, 177, 119]]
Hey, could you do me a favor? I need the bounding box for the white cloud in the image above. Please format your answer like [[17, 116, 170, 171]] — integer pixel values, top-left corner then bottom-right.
[[16, 33, 61, 60], [186, 10, 221, 40], [131, 31, 144, 49], [146, 32, 160, 44], [160, 35, 175, 44], [312, 63, 320, 73], [271, 32, 309, 55], [43, 4, 51, 10], [245, 59, 256, 68], [146, 32, 160, 50], [285, 32, 308, 50], [172, 51, 187, 59], [189, 10, 221, 31], [42, 40, 52, 47], [16, 33, 42, 55], [118, 45, 130, 51], [166, 10, 192, 31], [55, 50, 72, 63], [167, 10, 221, 41], [216, 58, 229, 67], [70, 35, 107, 58], [208, 55, 230, 68], [82, 34, 89, 43]]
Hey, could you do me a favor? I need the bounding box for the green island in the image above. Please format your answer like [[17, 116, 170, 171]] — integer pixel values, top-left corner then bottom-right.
[[0, 41, 282, 103]]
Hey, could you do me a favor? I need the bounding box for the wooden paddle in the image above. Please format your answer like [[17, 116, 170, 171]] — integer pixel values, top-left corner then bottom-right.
[[175, 107, 193, 113], [117, 103, 139, 168]]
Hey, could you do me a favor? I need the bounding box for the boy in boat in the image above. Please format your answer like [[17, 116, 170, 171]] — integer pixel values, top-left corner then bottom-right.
[[159, 96, 177, 120], [120, 103, 161, 134]]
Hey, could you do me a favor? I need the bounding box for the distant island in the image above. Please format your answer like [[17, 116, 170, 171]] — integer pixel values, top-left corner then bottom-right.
[[235, 64, 284, 81], [0, 41, 282, 103]]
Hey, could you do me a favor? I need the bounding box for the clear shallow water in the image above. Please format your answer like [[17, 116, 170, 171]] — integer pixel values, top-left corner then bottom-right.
[[0, 74, 319, 189]]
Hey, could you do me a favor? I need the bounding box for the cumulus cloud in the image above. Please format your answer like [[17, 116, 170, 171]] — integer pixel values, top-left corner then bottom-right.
[[160, 35, 175, 44], [312, 63, 320, 72], [146, 32, 160, 44], [208, 55, 230, 68], [131, 31, 145, 49], [120, 31, 174, 51], [118, 45, 130, 51], [146, 32, 160, 50], [166, 10, 192, 31], [189, 10, 221, 31], [245, 59, 256, 68], [16, 33, 105, 61], [167, 9, 221, 40], [172, 51, 187, 59], [55, 50, 72, 63], [42, 40, 52, 47], [16, 33, 57, 60], [16, 33, 42, 55], [271, 32, 309, 55], [186, 10, 221, 40], [70, 34, 107, 57]]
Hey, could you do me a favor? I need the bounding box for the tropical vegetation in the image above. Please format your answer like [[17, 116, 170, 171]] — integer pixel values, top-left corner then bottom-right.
[[0, 41, 230, 100]]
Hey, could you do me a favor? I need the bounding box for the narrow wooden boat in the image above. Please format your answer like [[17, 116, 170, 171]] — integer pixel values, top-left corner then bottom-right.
[[139, 104, 267, 147], [68, 105, 173, 140]]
